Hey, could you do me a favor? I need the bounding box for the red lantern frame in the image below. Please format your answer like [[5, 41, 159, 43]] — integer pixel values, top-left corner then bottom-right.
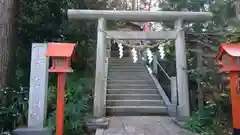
[[216, 44, 240, 135], [45, 43, 76, 135]]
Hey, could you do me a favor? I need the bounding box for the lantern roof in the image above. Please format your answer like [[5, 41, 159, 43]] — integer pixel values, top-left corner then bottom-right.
[[46, 43, 76, 57], [216, 44, 240, 60]]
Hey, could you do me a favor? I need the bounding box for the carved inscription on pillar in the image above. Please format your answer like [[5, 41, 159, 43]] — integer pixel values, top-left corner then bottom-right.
[[28, 43, 49, 128]]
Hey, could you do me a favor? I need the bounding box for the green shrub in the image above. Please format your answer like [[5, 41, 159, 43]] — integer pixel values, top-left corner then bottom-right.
[[47, 74, 94, 135], [0, 87, 29, 132]]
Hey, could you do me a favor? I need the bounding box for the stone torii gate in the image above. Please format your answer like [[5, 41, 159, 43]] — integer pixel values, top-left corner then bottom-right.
[[68, 10, 212, 120]]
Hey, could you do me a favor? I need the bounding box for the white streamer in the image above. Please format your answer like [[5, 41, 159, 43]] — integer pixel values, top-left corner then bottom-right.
[[118, 43, 123, 58], [131, 48, 138, 63], [146, 48, 153, 63]]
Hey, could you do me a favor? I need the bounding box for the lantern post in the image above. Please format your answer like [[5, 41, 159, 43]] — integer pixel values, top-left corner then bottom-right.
[[45, 43, 76, 135], [216, 44, 240, 135]]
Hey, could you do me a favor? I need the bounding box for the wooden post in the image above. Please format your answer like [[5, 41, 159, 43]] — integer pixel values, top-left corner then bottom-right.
[[170, 77, 177, 105], [228, 57, 240, 135], [56, 73, 66, 135], [93, 17, 106, 117], [152, 54, 158, 75], [28, 43, 49, 128], [175, 19, 190, 119]]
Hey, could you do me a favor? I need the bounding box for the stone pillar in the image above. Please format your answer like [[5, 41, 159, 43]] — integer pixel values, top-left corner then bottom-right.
[[106, 39, 111, 58], [13, 43, 51, 135], [28, 43, 49, 128], [174, 19, 190, 120], [170, 77, 177, 105], [152, 54, 158, 75], [93, 17, 107, 117], [86, 18, 108, 132], [235, 0, 240, 20]]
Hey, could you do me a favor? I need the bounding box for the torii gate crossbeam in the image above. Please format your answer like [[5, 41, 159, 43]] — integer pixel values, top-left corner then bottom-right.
[[67, 9, 212, 121], [68, 10, 212, 21]]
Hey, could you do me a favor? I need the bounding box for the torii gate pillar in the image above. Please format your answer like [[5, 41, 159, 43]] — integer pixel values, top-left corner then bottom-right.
[[94, 17, 107, 117], [175, 19, 190, 119]]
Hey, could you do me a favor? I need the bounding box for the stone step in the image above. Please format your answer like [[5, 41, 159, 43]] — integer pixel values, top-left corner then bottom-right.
[[109, 60, 142, 62], [107, 81, 155, 85], [107, 85, 156, 89], [106, 94, 161, 100], [108, 72, 148, 75], [109, 58, 140, 61], [109, 60, 139, 63], [108, 74, 150, 78], [108, 75, 151, 79], [109, 57, 132, 59], [109, 64, 143, 66], [108, 68, 146, 71], [107, 79, 154, 83], [109, 64, 145, 66], [107, 83, 155, 87], [108, 68, 145, 73], [106, 106, 168, 116], [107, 89, 158, 94], [106, 100, 164, 106], [109, 61, 143, 63], [108, 71, 148, 74], [110, 70, 148, 72], [108, 65, 144, 68], [108, 77, 151, 80], [109, 62, 144, 64], [108, 63, 145, 68], [109, 60, 143, 63]]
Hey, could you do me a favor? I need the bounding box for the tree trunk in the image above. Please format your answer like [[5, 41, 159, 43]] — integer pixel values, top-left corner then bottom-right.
[[0, 0, 18, 90]]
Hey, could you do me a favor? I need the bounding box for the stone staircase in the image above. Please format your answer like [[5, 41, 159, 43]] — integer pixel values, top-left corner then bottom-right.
[[106, 57, 168, 116]]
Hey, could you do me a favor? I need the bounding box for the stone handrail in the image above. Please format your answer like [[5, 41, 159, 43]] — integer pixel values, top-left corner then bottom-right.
[[151, 54, 177, 105], [139, 51, 178, 116]]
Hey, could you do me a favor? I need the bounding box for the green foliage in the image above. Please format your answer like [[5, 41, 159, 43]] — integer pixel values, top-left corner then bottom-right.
[[158, 0, 239, 134], [16, 0, 107, 85], [0, 87, 28, 132], [0, 73, 94, 135], [47, 74, 94, 135], [1, 0, 108, 134], [186, 100, 232, 135]]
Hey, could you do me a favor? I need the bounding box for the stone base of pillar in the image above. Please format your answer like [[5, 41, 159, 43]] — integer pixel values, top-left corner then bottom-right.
[[176, 105, 189, 121], [167, 104, 177, 117], [13, 128, 52, 135], [176, 115, 189, 122], [85, 117, 109, 132]]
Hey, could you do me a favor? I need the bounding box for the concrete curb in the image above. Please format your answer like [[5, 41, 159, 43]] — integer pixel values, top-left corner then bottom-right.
[[13, 128, 52, 135]]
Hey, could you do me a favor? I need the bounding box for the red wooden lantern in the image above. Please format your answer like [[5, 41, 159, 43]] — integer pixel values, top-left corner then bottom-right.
[[45, 43, 76, 73], [45, 43, 76, 135], [216, 44, 240, 135]]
